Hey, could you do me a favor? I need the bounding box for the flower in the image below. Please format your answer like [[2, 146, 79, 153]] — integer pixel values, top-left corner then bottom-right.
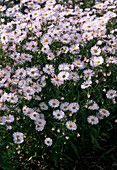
[[69, 72, 80, 82], [30, 112, 40, 121], [41, 34, 52, 45], [96, 112, 104, 120], [66, 121, 77, 130], [106, 56, 117, 64], [106, 90, 116, 99], [1, 33, 8, 44], [81, 80, 92, 89], [87, 116, 99, 125], [73, 59, 85, 69], [7, 93, 18, 103], [35, 125, 45, 131], [13, 132, 24, 144], [53, 110, 65, 120], [48, 99, 60, 108], [3, 114, 14, 123], [58, 71, 69, 81], [87, 100, 99, 110], [0, 117, 6, 125], [33, 84, 42, 93], [15, 68, 26, 79], [51, 76, 64, 86], [44, 137, 53, 146], [43, 64, 55, 75], [39, 102, 48, 110], [60, 102, 69, 111], [68, 102, 80, 113], [90, 46, 101, 55], [23, 86, 35, 96], [99, 109, 110, 117], [58, 63, 70, 71], [23, 106, 34, 116], [35, 119, 46, 127], [90, 56, 104, 67], [83, 69, 94, 78]]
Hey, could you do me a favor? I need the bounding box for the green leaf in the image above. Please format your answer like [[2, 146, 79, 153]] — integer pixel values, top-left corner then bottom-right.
[[70, 142, 80, 159]]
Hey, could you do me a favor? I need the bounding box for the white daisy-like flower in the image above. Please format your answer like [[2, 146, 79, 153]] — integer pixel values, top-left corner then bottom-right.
[[35, 119, 46, 127], [43, 64, 55, 75], [68, 102, 80, 113], [1, 33, 8, 44], [47, 52, 55, 60], [69, 72, 80, 82], [39, 102, 48, 110], [35, 125, 45, 131], [27, 67, 40, 78], [106, 90, 116, 99], [23, 107, 34, 116], [87, 116, 99, 125], [33, 95, 41, 101], [44, 137, 53, 146], [23, 86, 35, 96], [58, 71, 69, 81], [106, 56, 117, 64], [90, 46, 101, 55], [66, 121, 77, 131], [0, 117, 6, 125], [33, 84, 42, 93], [96, 112, 104, 120], [48, 99, 60, 108], [90, 56, 104, 67], [21, 53, 33, 62], [73, 59, 85, 69], [99, 109, 110, 117], [53, 110, 65, 120], [41, 34, 52, 45], [58, 63, 70, 71], [60, 102, 69, 111], [3, 114, 14, 123], [7, 93, 18, 103], [15, 68, 26, 79], [51, 76, 64, 86], [30, 112, 40, 121], [13, 132, 24, 144], [81, 80, 92, 89], [87, 100, 99, 110], [83, 69, 94, 78]]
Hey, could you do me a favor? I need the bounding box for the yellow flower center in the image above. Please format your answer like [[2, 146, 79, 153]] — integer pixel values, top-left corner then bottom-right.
[[6, 117, 10, 120], [44, 39, 48, 42], [55, 78, 60, 81], [94, 50, 98, 53], [11, 97, 14, 100], [19, 72, 23, 75], [76, 62, 80, 65], [26, 89, 30, 93], [69, 125, 73, 128], [110, 58, 114, 61], [110, 93, 113, 96]]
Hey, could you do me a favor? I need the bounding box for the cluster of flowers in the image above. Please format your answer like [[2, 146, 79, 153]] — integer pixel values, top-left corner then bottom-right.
[[0, 0, 117, 146]]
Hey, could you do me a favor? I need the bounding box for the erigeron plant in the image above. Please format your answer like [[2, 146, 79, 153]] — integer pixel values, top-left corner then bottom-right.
[[0, 0, 117, 168]]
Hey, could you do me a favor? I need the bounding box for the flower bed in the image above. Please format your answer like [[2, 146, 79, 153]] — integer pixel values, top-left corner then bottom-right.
[[0, 0, 117, 169]]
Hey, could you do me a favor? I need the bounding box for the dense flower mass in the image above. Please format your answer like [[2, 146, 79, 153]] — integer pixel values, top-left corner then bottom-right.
[[0, 0, 116, 152]]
